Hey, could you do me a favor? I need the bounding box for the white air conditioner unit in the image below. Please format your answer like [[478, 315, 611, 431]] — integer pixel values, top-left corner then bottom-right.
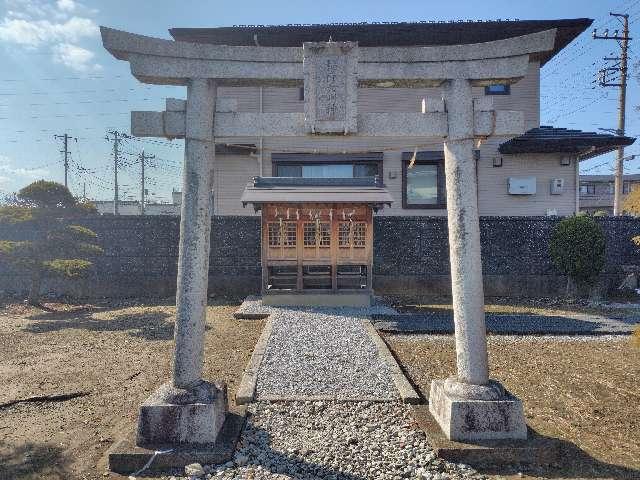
[[508, 177, 536, 195]]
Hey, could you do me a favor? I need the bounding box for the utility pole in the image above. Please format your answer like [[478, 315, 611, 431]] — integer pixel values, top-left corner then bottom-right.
[[54, 133, 77, 189], [594, 12, 631, 215], [138, 150, 155, 215], [105, 131, 129, 215]]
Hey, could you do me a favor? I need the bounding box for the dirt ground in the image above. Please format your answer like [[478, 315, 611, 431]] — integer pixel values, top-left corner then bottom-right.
[[387, 334, 640, 480], [2, 296, 640, 480], [0, 298, 264, 480]]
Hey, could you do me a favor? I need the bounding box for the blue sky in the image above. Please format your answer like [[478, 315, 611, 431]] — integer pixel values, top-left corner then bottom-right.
[[1, 0, 640, 202]]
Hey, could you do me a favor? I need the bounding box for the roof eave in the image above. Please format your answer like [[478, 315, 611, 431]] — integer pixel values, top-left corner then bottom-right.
[[169, 18, 592, 65]]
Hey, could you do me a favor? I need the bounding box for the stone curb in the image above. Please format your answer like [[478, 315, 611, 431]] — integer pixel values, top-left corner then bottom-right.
[[233, 311, 271, 320], [235, 317, 274, 405], [361, 319, 422, 404]]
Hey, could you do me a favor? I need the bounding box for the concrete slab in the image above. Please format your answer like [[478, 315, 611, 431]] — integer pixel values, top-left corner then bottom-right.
[[373, 312, 638, 335], [108, 405, 246, 475], [411, 405, 560, 466], [262, 292, 372, 307]]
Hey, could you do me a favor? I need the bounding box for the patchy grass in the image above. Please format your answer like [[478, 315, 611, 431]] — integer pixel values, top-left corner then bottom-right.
[[0, 298, 264, 480], [387, 333, 640, 479]]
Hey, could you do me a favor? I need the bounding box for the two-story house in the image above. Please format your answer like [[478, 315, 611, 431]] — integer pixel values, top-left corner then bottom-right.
[[163, 20, 635, 219], [579, 174, 640, 214], [101, 19, 636, 301]]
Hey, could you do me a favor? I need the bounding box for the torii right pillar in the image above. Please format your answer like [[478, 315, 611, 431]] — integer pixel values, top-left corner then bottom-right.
[[429, 78, 527, 442]]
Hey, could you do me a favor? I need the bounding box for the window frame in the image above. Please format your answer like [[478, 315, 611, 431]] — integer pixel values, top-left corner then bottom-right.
[[402, 151, 447, 209], [579, 183, 596, 195], [273, 161, 382, 178], [484, 83, 511, 95]]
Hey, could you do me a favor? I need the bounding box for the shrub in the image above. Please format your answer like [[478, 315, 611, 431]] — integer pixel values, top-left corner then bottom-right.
[[0, 181, 102, 305], [549, 215, 606, 288]]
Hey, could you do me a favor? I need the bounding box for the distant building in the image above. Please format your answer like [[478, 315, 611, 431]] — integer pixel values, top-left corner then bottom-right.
[[94, 190, 182, 215], [579, 174, 640, 214]]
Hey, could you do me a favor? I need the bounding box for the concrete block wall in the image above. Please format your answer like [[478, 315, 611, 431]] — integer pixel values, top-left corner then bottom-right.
[[1, 215, 638, 298]]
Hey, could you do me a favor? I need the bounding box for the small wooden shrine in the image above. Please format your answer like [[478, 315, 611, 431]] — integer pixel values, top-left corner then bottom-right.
[[241, 177, 393, 306]]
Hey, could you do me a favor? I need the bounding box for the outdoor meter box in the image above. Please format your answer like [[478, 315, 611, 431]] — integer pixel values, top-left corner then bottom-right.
[[550, 178, 564, 195], [507, 177, 536, 195]]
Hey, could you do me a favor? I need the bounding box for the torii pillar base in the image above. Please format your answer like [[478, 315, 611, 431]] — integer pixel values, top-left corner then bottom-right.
[[136, 381, 228, 446], [429, 377, 527, 442], [107, 382, 243, 475]]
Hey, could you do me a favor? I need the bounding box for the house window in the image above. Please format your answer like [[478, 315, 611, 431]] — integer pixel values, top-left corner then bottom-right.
[[402, 152, 446, 209], [485, 84, 511, 95], [605, 182, 632, 194], [275, 162, 380, 178], [579, 183, 596, 195]]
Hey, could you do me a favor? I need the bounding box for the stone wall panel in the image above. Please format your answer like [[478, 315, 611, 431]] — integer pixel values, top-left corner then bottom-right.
[[1, 215, 638, 298]]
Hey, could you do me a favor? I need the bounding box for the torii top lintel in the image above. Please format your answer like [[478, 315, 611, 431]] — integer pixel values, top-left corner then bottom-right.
[[100, 26, 557, 87]]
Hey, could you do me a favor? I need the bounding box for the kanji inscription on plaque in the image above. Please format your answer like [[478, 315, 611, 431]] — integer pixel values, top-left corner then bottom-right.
[[303, 42, 358, 134]]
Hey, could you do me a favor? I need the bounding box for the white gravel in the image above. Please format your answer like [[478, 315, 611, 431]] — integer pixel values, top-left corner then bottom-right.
[[184, 401, 486, 480], [256, 308, 399, 400], [235, 296, 400, 318]]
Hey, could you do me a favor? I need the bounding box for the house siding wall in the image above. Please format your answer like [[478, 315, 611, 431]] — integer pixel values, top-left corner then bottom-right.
[[213, 153, 260, 216], [214, 62, 579, 217]]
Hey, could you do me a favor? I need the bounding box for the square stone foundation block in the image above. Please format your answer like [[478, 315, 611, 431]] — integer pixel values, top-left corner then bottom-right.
[[429, 379, 527, 442], [137, 381, 227, 446], [411, 405, 559, 467], [108, 405, 246, 475]]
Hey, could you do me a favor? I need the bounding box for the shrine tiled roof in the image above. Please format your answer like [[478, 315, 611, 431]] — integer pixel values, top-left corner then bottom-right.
[[241, 177, 393, 209]]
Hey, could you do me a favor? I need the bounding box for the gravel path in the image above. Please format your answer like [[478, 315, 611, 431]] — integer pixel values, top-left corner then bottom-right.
[[255, 308, 399, 400], [176, 401, 485, 480]]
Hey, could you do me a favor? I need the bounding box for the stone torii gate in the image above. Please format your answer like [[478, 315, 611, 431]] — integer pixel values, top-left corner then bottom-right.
[[101, 26, 557, 447]]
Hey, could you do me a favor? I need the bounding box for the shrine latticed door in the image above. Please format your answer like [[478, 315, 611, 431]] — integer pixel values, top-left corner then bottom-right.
[[261, 203, 373, 293]]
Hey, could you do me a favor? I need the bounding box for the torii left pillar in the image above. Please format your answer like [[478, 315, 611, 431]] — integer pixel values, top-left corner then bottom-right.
[[136, 78, 228, 446]]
